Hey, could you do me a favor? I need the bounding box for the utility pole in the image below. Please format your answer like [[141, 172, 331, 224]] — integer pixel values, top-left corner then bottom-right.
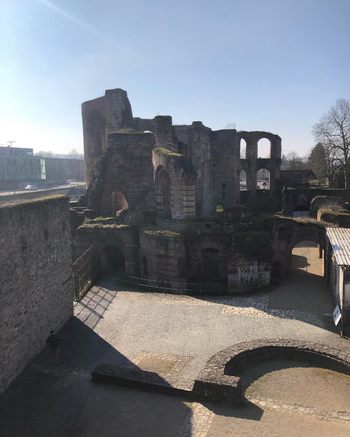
[[7, 141, 16, 194]]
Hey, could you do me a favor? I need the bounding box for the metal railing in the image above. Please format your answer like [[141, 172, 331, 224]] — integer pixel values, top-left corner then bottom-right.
[[72, 245, 98, 301], [114, 273, 228, 296]]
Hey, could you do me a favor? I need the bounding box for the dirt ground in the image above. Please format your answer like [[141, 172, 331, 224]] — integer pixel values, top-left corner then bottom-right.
[[241, 359, 350, 412]]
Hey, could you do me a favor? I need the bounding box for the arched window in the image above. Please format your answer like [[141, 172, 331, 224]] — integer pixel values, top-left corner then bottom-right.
[[257, 138, 271, 159], [257, 168, 270, 190], [216, 204, 224, 213], [156, 167, 171, 216], [240, 139, 247, 159], [240, 170, 247, 191], [113, 191, 128, 215]]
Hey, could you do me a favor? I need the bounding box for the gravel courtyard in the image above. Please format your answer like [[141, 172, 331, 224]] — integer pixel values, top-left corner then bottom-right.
[[1, 242, 350, 437]]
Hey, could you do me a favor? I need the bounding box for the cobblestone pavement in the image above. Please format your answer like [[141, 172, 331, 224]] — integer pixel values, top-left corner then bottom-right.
[[176, 403, 215, 437]]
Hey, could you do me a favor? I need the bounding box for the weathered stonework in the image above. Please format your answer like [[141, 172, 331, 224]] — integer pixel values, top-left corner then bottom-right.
[[193, 339, 350, 405], [74, 88, 341, 294], [0, 196, 73, 393], [91, 339, 350, 406], [282, 188, 350, 217]]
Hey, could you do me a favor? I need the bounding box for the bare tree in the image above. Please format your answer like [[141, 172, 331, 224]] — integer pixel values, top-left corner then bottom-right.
[[35, 150, 54, 157], [307, 143, 327, 184], [68, 149, 80, 158], [312, 99, 350, 188], [282, 151, 307, 170]]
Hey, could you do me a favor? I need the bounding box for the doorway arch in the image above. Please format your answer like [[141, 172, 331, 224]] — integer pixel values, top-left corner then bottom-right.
[[291, 240, 323, 276], [101, 245, 125, 275]]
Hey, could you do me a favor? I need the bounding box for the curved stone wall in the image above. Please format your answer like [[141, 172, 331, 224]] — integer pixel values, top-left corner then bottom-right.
[[193, 339, 350, 405]]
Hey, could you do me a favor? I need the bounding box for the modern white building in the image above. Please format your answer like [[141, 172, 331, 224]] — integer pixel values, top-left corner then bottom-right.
[[325, 227, 350, 336], [0, 146, 45, 181]]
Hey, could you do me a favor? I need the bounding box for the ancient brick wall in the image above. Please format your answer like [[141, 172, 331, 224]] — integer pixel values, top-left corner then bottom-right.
[[87, 132, 156, 221], [211, 129, 240, 210], [82, 89, 134, 185], [139, 227, 187, 289], [227, 232, 272, 291], [73, 223, 139, 276], [187, 122, 213, 215], [282, 188, 350, 217], [271, 219, 325, 277], [317, 209, 350, 227], [0, 196, 73, 393]]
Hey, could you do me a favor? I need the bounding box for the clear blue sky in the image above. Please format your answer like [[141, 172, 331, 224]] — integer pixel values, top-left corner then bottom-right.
[[1, 0, 349, 156]]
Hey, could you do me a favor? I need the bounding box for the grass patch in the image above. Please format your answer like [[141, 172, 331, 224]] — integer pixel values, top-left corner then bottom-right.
[[143, 226, 182, 238], [154, 147, 182, 157], [91, 216, 116, 221], [0, 195, 67, 210], [109, 130, 147, 135], [78, 223, 133, 231]]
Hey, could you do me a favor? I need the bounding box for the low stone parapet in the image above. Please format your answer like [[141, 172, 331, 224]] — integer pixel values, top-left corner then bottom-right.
[[92, 340, 350, 406]]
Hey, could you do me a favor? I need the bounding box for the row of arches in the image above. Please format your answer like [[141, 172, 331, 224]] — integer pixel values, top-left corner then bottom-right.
[[240, 168, 270, 191], [240, 138, 271, 160], [100, 240, 324, 284], [85, 109, 276, 161], [112, 166, 272, 218]]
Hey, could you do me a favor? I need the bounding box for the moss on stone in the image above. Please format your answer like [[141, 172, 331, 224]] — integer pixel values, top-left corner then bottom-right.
[[318, 207, 350, 216], [143, 226, 182, 238], [0, 195, 67, 210], [77, 223, 134, 231], [254, 214, 329, 231], [109, 130, 147, 134], [91, 216, 116, 221], [154, 147, 182, 157]]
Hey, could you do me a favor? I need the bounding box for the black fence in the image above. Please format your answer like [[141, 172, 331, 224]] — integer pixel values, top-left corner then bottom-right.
[[72, 245, 98, 301], [114, 273, 229, 296]]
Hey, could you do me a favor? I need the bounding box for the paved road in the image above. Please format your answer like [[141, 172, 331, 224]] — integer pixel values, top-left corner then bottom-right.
[[1, 243, 350, 436]]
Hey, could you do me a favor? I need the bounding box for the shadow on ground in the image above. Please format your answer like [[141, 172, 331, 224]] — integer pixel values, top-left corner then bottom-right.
[[0, 316, 193, 437]]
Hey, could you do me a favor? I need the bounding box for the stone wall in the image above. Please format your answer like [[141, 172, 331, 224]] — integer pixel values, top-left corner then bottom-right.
[[139, 227, 187, 290], [73, 223, 139, 276], [194, 339, 350, 405], [82, 88, 134, 185], [317, 209, 350, 227], [0, 196, 73, 393], [271, 218, 325, 277], [283, 188, 350, 217], [88, 132, 156, 222]]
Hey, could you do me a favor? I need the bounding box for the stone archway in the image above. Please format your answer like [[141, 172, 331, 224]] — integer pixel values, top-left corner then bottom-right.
[[101, 245, 125, 275]]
